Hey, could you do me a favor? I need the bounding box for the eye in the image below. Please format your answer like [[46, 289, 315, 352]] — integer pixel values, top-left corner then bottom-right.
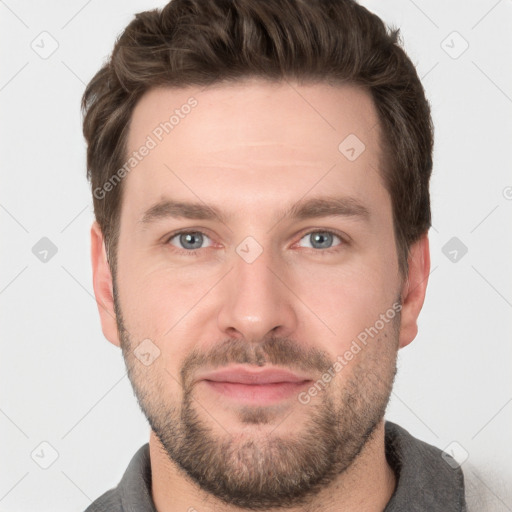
[[167, 231, 213, 252], [297, 230, 344, 251]]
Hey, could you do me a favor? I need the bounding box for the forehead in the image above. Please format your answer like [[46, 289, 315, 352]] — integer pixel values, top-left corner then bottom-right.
[[127, 79, 381, 158], [122, 79, 387, 220]]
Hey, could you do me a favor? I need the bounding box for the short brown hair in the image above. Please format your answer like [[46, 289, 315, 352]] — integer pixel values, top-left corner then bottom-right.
[[82, 0, 433, 279]]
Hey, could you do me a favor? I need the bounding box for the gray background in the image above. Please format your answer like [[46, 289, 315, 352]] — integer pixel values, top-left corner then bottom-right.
[[1, 0, 511, 510]]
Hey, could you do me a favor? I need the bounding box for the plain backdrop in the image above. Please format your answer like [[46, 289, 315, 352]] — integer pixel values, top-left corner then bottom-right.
[[1, 1, 511, 511]]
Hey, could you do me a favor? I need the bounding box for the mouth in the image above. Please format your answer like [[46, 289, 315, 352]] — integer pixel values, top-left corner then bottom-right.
[[196, 365, 313, 405]]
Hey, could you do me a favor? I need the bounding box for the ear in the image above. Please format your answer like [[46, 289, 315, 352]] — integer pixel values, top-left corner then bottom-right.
[[90, 221, 121, 347], [398, 233, 431, 349]]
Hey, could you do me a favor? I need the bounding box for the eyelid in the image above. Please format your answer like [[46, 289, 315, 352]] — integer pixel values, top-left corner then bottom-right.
[[293, 228, 349, 255], [164, 227, 349, 256], [295, 229, 345, 248], [165, 229, 214, 249]]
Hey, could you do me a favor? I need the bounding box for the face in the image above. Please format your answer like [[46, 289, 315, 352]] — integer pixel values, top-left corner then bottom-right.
[[93, 79, 428, 509]]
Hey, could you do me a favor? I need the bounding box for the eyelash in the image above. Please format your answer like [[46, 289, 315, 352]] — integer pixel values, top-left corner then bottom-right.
[[163, 229, 348, 257]]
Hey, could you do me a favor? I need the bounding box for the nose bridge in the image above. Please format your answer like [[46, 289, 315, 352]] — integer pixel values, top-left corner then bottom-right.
[[216, 237, 297, 340]]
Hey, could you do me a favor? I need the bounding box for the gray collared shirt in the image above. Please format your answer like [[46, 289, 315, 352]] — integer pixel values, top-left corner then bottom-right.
[[84, 421, 467, 511]]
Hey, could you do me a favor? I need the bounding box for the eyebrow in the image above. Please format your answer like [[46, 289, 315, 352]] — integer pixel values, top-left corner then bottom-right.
[[139, 196, 371, 226]]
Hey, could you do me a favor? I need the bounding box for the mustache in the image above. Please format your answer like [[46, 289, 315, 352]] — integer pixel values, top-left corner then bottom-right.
[[180, 336, 333, 389]]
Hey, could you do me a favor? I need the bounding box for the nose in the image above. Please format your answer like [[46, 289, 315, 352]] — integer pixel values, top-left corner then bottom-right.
[[216, 241, 298, 343]]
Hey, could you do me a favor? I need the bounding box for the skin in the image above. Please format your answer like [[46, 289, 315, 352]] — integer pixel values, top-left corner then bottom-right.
[[91, 78, 430, 512]]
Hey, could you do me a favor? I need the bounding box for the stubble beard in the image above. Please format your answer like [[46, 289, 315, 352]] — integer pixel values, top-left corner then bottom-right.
[[114, 285, 399, 509]]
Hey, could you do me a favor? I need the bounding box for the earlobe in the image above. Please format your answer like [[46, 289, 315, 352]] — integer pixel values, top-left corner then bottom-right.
[[398, 234, 431, 349], [90, 221, 121, 347]]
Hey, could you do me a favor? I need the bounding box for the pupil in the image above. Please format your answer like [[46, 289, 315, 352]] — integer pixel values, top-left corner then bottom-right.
[[178, 232, 333, 250], [312, 232, 332, 248], [181, 232, 202, 249]]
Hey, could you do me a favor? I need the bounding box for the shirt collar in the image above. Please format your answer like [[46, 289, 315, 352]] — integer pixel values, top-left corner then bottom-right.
[[383, 421, 467, 511]]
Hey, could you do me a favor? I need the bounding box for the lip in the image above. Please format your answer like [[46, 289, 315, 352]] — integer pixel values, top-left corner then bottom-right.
[[195, 365, 313, 405], [196, 365, 312, 385]]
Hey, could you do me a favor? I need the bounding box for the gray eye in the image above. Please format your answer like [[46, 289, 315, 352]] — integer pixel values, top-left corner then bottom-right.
[[169, 232, 211, 250], [298, 231, 341, 250]]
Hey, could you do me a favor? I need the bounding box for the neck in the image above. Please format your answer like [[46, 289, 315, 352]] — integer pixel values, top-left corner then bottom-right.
[[150, 419, 396, 512]]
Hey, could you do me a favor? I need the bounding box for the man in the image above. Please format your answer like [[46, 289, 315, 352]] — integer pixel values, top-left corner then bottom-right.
[[83, 0, 468, 510]]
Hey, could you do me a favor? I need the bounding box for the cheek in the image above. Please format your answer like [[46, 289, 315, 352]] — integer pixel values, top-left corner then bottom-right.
[[116, 233, 192, 334], [116, 257, 219, 352], [294, 261, 397, 330]]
